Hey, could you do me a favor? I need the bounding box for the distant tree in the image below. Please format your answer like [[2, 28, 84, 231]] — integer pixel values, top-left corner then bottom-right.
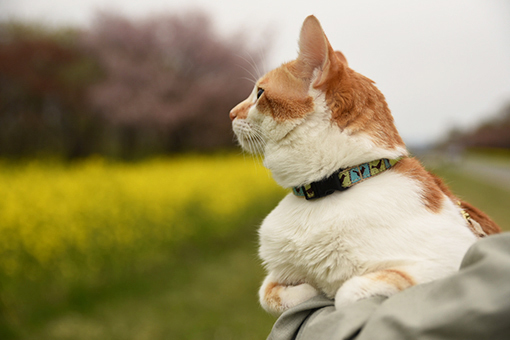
[[82, 11, 269, 156], [0, 23, 103, 158], [440, 101, 510, 150], [0, 12, 269, 159]]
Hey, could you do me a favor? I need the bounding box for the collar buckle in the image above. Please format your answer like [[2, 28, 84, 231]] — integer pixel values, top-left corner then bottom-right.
[[295, 170, 347, 200]]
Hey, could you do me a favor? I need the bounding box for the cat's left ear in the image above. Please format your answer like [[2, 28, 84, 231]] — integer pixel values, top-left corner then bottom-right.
[[335, 51, 348, 67], [297, 16, 342, 88]]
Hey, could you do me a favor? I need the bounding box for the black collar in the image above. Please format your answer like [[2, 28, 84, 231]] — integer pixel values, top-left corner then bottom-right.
[[292, 157, 403, 200]]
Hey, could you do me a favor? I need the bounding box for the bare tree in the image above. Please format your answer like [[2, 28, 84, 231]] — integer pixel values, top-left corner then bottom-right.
[[82, 11, 269, 155]]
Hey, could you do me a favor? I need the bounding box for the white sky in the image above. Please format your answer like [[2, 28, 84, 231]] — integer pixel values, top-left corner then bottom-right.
[[2, 0, 510, 146]]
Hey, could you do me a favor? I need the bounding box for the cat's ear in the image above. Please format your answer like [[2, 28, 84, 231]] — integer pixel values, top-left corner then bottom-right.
[[335, 51, 348, 67], [297, 15, 341, 87]]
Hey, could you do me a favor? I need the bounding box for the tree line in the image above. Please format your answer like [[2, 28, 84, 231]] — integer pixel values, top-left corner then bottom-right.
[[0, 11, 268, 159], [441, 101, 510, 150]]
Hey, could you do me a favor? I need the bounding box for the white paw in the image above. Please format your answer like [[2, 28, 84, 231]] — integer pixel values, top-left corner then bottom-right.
[[335, 275, 399, 308], [280, 283, 319, 309], [260, 282, 319, 315]]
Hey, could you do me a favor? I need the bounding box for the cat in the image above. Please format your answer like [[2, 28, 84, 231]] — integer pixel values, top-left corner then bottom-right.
[[229, 15, 501, 316]]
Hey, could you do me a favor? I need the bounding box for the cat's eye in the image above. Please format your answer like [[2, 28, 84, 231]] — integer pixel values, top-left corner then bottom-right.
[[257, 88, 264, 99]]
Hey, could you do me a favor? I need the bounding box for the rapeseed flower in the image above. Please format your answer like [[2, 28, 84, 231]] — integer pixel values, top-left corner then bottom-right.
[[0, 155, 285, 282]]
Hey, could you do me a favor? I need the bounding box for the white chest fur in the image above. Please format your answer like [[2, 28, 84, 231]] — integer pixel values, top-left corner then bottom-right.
[[258, 170, 477, 298]]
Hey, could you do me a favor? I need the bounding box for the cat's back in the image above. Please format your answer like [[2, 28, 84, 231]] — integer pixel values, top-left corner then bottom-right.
[[392, 157, 500, 235]]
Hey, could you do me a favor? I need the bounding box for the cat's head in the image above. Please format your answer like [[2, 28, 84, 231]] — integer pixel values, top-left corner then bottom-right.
[[230, 15, 407, 188]]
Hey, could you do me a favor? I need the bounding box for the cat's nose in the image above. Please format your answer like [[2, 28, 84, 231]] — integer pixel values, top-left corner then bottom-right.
[[230, 101, 249, 121], [229, 108, 237, 121]]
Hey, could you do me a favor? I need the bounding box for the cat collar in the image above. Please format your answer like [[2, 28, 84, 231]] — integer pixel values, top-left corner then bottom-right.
[[292, 157, 403, 200]]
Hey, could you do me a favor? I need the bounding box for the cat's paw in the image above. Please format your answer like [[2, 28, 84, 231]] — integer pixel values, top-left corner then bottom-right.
[[260, 281, 319, 316], [335, 270, 415, 308]]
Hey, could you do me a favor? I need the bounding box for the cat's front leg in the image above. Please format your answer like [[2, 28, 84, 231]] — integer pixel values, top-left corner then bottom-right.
[[335, 267, 417, 308], [259, 274, 319, 316]]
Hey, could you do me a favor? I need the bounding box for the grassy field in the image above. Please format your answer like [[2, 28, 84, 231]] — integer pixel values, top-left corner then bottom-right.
[[428, 155, 510, 231], [0, 154, 508, 339], [0, 154, 285, 339], [432, 168, 510, 231]]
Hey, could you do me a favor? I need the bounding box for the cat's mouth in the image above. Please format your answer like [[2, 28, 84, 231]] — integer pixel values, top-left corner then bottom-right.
[[232, 119, 266, 154]]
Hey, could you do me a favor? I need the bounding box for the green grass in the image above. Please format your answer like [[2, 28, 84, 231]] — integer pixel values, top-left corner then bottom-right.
[[431, 165, 510, 231], [464, 148, 510, 167], [23, 227, 276, 340]]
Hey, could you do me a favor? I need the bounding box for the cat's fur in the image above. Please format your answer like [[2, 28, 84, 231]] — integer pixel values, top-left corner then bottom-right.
[[230, 15, 501, 315]]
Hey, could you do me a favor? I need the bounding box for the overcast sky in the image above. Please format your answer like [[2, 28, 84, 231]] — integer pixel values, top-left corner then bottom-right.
[[2, 0, 510, 146]]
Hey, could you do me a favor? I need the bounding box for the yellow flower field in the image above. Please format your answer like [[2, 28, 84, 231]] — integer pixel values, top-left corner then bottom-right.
[[0, 154, 286, 328]]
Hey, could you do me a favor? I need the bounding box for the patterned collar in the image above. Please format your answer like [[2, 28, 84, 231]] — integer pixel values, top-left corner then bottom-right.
[[292, 157, 403, 200]]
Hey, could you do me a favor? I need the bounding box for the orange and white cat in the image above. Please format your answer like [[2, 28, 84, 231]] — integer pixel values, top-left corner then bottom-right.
[[230, 15, 500, 315]]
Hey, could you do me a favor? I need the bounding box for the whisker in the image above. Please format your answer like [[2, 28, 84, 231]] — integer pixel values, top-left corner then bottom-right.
[[247, 52, 262, 79], [252, 137, 262, 156], [236, 54, 261, 83], [235, 62, 258, 83], [239, 76, 257, 85], [236, 64, 259, 84], [252, 129, 266, 158], [251, 136, 263, 163]]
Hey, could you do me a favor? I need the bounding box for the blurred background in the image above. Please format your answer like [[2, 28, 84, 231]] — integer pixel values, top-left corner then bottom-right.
[[0, 1, 509, 339]]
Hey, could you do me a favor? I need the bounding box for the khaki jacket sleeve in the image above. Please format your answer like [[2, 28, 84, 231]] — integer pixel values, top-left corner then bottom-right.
[[267, 233, 510, 340]]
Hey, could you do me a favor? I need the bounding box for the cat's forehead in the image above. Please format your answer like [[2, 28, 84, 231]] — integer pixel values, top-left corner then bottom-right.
[[257, 61, 303, 90], [257, 69, 278, 87]]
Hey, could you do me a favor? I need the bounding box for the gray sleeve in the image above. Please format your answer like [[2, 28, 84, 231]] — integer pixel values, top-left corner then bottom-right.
[[267, 233, 510, 340]]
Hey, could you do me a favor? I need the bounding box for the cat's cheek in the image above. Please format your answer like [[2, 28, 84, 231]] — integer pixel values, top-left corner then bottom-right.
[[261, 118, 303, 145]]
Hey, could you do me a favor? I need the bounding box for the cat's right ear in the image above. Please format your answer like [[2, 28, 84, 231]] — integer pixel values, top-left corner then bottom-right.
[[297, 15, 341, 88]]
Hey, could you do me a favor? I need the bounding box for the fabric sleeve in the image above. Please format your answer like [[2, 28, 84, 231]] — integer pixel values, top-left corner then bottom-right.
[[267, 233, 510, 340]]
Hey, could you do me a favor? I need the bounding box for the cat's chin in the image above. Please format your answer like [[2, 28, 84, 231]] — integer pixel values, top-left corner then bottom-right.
[[236, 136, 264, 155], [241, 144, 263, 155], [232, 120, 265, 155]]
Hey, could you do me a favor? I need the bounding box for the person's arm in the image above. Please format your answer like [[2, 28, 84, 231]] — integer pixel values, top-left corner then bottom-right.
[[268, 233, 510, 340]]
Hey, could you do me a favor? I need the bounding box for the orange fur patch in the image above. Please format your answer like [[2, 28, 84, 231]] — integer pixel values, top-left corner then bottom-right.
[[264, 281, 283, 310], [394, 158, 501, 235], [374, 269, 415, 291], [393, 157, 445, 213], [320, 67, 405, 150]]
